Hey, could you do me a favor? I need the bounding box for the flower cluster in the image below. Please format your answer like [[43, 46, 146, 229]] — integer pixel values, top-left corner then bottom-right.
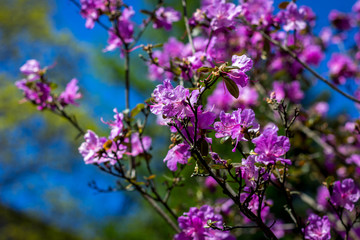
[[16, 60, 81, 110], [79, 108, 151, 165], [303, 214, 331, 240], [175, 205, 235, 240]]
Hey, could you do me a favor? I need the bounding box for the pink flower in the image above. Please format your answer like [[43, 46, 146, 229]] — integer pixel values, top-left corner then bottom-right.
[[214, 108, 259, 152], [303, 214, 331, 240], [59, 78, 82, 107], [153, 7, 181, 30], [280, 2, 306, 32], [252, 125, 291, 165], [164, 143, 190, 171], [20, 59, 42, 81], [175, 205, 235, 240], [331, 178, 360, 211], [328, 53, 357, 85], [226, 55, 253, 87]]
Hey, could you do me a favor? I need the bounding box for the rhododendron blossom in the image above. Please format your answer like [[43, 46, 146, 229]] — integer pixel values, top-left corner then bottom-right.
[[252, 125, 291, 165], [175, 205, 235, 240], [331, 178, 360, 211], [303, 214, 331, 240], [214, 108, 259, 152]]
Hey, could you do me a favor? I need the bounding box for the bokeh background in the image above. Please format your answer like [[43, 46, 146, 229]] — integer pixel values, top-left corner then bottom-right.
[[0, 0, 358, 239]]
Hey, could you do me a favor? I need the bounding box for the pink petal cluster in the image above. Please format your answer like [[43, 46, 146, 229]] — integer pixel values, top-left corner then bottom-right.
[[153, 7, 181, 30], [279, 2, 307, 32], [252, 125, 291, 165], [164, 143, 191, 171], [239, 0, 273, 26], [79, 108, 151, 165], [150, 79, 197, 119], [328, 53, 357, 85], [226, 55, 253, 87], [272, 81, 304, 103], [214, 108, 259, 152], [104, 6, 135, 53], [59, 78, 82, 107], [303, 214, 331, 240], [331, 178, 360, 211], [204, 0, 241, 31], [174, 205, 235, 240]]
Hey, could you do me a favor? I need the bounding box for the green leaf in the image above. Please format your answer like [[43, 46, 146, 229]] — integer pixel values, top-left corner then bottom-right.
[[131, 103, 145, 117], [278, 1, 290, 9], [197, 67, 212, 73], [223, 78, 239, 98]]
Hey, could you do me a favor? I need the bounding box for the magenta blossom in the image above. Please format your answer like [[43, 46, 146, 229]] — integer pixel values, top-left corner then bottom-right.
[[164, 143, 190, 171], [226, 55, 253, 87], [280, 2, 306, 32], [150, 79, 197, 119], [204, 0, 241, 31], [328, 53, 357, 84], [101, 108, 125, 139], [15, 80, 53, 110], [214, 108, 259, 152], [329, 10, 352, 31], [239, 0, 273, 26], [130, 133, 152, 157], [59, 78, 82, 107], [104, 6, 134, 52], [80, 0, 105, 29], [153, 7, 181, 30], [303, 214, 331, 240], [174, 205, 235, 240], [272, 81, 304, 103], [20, 59, 42, 81], [78, 130, 107, 164], [331, 178, 360, 211], [252, 125, 291, 165]]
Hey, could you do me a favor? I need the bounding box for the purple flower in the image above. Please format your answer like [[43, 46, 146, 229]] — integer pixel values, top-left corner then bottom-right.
[[328, 53, 357, 85], [164, 143, 190, 171], [101, 108, 125, 139], [239, 155, 268, 189], [331, 178, 360, 211], [153, 7, 181, 30], [59, 78, 82, 107], [80, 0, 105, 29], [20, 59, 42, 81], [303, 214, 331, 240], [226, 55, 253, 87], [239, 0, 273, 26], [130, 133, 152, 157], [313, 102, 329, 117], [104, 7, 134, 52], [252, 125, 291, 165], [151, 79, 196, 119], [214, 108, 259, 152], [272, 81, 304, 103], [15, 79, 53, 110], [346, 154, 360, 167], [301, 45, 324, 66], [204, 0, 241, 31], [174, 205, 235, 240], [79, 130, 107, 164], [281, 2, 306, 32], [329, 10, 352, 31]]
